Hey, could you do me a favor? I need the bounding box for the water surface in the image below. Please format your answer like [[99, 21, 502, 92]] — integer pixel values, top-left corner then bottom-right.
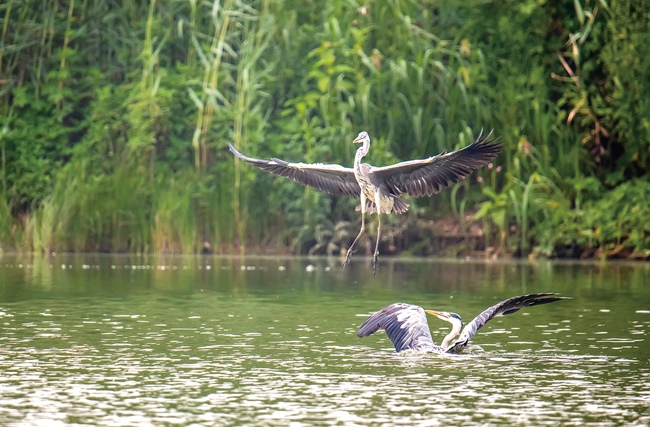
[[0, 255, 649, 426]]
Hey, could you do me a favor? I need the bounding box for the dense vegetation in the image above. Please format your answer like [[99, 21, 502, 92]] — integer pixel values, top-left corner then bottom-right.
[[1, 0, 648, 259]]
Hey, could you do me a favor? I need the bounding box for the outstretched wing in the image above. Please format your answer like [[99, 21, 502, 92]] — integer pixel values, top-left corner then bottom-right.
[[369, 129, 502, 198], [358, 303, 437, 352], [229, 144, 360, 197], [446, 293, 570, 353]]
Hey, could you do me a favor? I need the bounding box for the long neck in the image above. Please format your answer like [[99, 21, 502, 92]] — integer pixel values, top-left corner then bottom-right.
[[354, 139, 370, 172], [441, 322, 462, 349]]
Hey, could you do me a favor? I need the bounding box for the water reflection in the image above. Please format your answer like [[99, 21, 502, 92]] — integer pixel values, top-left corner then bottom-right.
[[0, 254, 649, 425]]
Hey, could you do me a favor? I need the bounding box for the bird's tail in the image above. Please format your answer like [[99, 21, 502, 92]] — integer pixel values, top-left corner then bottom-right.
[[355, 197, 409, 214]]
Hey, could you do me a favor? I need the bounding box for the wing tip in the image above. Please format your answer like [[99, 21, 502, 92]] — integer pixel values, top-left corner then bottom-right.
[[534, 292, 573, 300], [357, 329, 371, 338], [512, 293, 572, 310], [474, 128, 502, 148], [271, 157, 289, 166], [228, 142, 253, 162]]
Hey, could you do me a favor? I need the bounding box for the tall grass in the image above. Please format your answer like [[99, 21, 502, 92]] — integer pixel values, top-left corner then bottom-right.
[[1, 0, 647, 257], [229, 1, 274, 252]]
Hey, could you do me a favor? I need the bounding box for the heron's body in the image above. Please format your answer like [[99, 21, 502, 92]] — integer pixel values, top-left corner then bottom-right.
[[356, 165, 398, 215], [358, 293, 570, 354], [229, 130, 501, 273], [354, 153, 405, 215]]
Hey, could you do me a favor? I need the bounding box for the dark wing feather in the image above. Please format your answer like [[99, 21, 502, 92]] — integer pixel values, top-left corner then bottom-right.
[[229, 143, 360, 197], [446, 293, 570, 353], [369, 129, 503, 198], [358, 303, 437, 352]]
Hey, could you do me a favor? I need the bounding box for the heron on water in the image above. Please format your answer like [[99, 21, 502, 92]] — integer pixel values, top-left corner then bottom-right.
[[229, 130, 502, 273], [358, 293, 570, 353]]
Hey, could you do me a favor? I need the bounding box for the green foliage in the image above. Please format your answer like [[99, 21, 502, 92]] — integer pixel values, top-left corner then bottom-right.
[[538, 179, 650, 258], [460, 0, 650, 259], [598, 0, 650, 180], [0, 0, 649, 258]]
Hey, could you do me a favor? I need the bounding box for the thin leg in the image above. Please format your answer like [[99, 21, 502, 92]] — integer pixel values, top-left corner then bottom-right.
[[372, 192, 383, 274], [343, 194, 366, 267], [373, 213, 381, 275]]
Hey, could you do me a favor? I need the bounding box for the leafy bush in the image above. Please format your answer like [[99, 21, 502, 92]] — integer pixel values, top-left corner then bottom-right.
[[0, 0, 649, 258]]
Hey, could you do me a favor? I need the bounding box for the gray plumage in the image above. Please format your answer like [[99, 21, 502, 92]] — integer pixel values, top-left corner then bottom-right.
[[229, 130, 502, 273], [357, 303, 444, 352], [229, 152, 361, 198], [228, 130, 500, 202], [358, 293, 570, 354]]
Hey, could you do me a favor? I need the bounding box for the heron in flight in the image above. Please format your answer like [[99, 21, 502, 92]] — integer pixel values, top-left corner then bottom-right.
[[358, 293, 570, 353], [229, 130, 501, 273]]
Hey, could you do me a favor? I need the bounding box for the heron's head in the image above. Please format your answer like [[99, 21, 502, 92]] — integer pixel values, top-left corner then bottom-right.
[[353, 131, 370, 145], [425, 310, 463, 330]]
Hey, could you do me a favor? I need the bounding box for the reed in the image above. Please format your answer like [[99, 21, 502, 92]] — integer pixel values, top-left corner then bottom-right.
[[0, 0, 647, 258]]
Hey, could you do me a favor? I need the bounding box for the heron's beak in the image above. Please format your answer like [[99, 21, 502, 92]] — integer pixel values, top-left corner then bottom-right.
[[425, 310, 451, 320], [353, 137, 363, 144]]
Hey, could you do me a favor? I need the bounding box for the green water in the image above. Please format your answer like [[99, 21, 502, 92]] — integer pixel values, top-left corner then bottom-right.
[[0, 254, 649, 426]]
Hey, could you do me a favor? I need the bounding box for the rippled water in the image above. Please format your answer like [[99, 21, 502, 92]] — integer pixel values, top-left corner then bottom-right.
[[0, 255, 649, 426]]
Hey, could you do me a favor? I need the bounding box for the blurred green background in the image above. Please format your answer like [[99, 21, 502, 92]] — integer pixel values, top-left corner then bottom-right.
[[1, 0, 648, 259]]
